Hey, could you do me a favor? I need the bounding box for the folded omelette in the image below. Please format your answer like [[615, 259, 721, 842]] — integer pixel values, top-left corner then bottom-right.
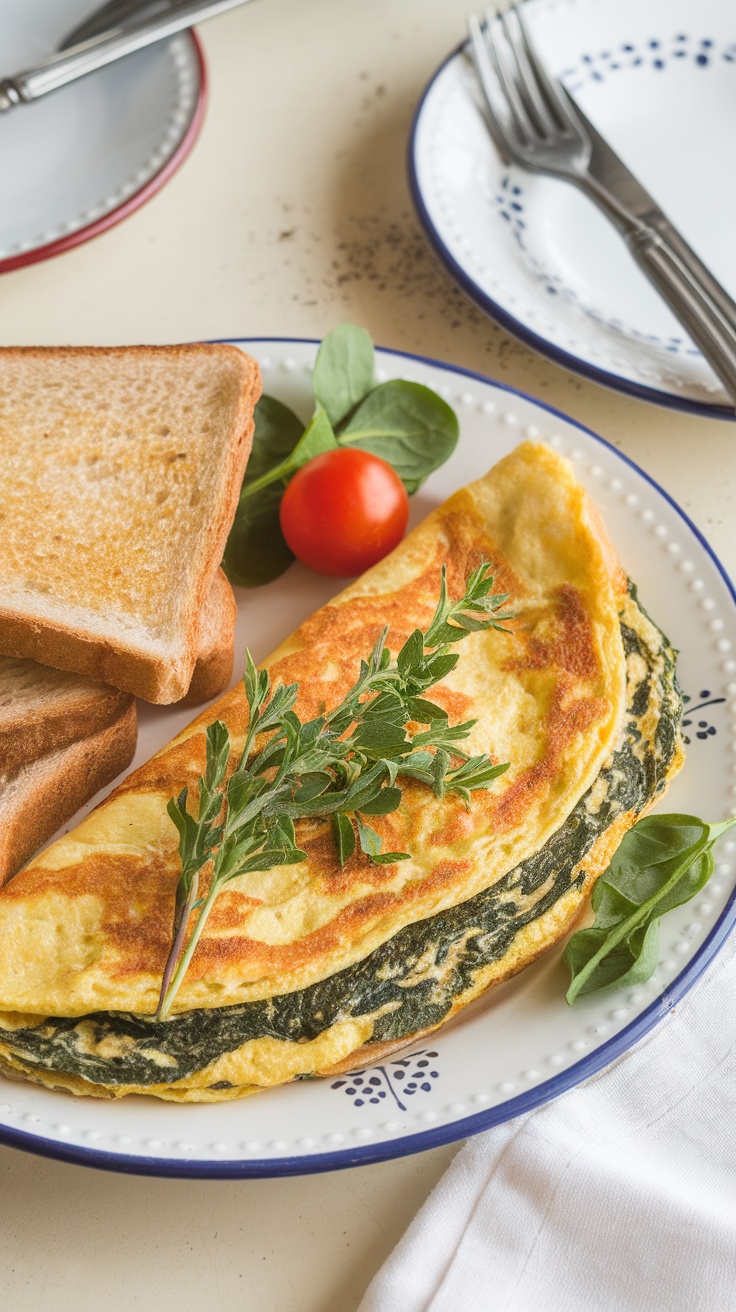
[[0, 443, 683, 1100]]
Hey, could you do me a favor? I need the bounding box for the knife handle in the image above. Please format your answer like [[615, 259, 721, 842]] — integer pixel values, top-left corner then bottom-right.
[[643, 214, 736, 338], [626, 228, 736, 409], [0, 0, 250, 106]]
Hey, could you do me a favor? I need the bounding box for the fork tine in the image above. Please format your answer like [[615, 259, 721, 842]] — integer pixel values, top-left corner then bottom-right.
[[466, 13, 519, 163], [481, 8, 540, 146], [498, 6, 558, 138], [512, 2, 586, 138]]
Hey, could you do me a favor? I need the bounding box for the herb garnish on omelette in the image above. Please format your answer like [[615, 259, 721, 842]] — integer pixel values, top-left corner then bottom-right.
[[0, 443, 684, 1100], [159, 561, 514, 1018]]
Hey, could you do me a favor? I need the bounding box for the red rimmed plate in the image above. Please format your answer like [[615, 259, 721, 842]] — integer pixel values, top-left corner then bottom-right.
[[0, 2, 206, 274]]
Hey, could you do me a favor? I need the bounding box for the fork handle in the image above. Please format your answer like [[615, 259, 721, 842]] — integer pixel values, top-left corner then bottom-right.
[[641, 213, 736, 339], [625, 228, 736, 408]]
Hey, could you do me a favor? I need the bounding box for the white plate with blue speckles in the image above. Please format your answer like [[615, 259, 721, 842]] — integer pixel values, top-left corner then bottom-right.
[[410, 0, 736, 418], [2, 337, 736, 1179], [0, 0, 204, 275]]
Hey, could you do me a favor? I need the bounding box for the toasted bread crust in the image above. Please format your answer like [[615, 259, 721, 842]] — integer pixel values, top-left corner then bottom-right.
[[0, 664, 130, 774], [0, 344, 260, 703], [182, 567, 238, 707], [0, 616, 168, 704], [0, 563, 235, 878], [0, 699, 137, 885]]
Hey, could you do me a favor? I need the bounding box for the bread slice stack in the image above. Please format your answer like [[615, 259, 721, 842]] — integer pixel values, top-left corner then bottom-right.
[[183, 566, 240, 708], [0, 343, 259, 880], [0, 658, 137, 884]]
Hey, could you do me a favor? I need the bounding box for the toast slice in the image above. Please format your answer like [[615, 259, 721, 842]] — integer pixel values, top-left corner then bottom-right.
[[0, 697, 137, 885], [183, 566, 238, 707], [0, 566, 236, 880], [0, 344, 260, 703], [0, 564, 238, 773], [0, 658, 132, 774]]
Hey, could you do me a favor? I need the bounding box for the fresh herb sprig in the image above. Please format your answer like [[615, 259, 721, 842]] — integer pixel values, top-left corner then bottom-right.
[[223, 325, 459, 587], [157, 562, 512, 1019], [564, 813, 736, 1003]]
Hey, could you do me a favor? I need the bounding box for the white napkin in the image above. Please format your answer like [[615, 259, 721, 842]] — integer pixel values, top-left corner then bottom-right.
[[359, 935, 736, 1312]]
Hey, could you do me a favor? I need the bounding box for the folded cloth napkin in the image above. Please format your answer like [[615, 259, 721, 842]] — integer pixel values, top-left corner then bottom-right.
[[358, 934, 736, 1312]]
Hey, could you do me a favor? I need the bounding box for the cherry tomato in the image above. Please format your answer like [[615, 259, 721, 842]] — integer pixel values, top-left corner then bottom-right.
[[279, 447, 410, 577]]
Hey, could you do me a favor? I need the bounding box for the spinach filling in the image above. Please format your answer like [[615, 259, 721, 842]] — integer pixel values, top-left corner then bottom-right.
[[1, 590, 681, 1088]]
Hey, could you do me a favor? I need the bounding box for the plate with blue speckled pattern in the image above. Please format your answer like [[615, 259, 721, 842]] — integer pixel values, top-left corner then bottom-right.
[[410, 0, 736, 417]]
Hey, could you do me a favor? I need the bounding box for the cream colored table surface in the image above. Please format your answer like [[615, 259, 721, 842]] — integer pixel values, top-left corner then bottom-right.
[[0, 2, 732, 1309]]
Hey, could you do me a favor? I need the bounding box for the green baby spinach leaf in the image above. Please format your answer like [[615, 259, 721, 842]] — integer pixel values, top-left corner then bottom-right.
[[564, 920, 662, 997], [223, 484, 294, 587], [223, 403, 337, 586], [313, 323, 375, 427], [222, 396, 304, 586], [339, 380, 459, 494], [564, 813, 736, 1004], [244, 395, 305, 482], [239, 405, 337, 502]]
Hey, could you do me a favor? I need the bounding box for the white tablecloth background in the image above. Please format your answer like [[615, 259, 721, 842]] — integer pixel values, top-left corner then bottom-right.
[[360, 936, 736, 1311]]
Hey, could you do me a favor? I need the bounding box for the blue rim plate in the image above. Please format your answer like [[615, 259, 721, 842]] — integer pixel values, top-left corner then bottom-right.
[[408, 0, 736, 419], [2, 337, 735, 1178]]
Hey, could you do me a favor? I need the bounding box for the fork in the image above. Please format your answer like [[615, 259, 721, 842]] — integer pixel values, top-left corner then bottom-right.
[[467, 5, 736, 406]]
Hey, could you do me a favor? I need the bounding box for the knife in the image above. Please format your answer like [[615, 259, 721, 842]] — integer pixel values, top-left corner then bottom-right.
[[58, 1, 177, 53], [0, 0, 253, 112], [565, 91, 736, 342]]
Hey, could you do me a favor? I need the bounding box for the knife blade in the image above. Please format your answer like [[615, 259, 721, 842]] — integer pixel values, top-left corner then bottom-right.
[[58, 0, 177, 53]]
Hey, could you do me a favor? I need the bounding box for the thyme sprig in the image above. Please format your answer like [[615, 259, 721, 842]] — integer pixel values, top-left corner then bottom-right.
[[157, 562, 513, 1019]]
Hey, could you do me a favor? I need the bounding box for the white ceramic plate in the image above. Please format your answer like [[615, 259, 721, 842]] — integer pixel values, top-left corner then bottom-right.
[[2, 337, 736, 1178], [410, 0, 736, 418], [0, 1, 205, 274]]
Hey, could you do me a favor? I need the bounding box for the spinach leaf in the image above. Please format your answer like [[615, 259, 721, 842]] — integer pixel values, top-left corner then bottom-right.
[[222, 483, 294, 587], [313, 324, 375, 427], [239, 405, 337, 502], [564, 920, 661, 996], [243, 394, 305, 482], [564, 813, 735, 1003], [223, 405, 337, 586], [339, 381, 459, 493], [222, 396, 304, 587]]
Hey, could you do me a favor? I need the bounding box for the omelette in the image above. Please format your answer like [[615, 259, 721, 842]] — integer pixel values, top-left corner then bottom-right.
[[0, 443, 683, 1100]]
